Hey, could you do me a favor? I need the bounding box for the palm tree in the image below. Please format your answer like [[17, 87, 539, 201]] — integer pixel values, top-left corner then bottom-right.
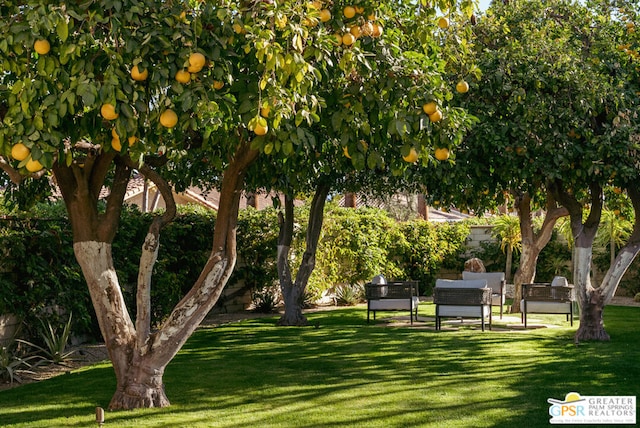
[[491, 215, 522, 282], [596, 209, 633, 268]]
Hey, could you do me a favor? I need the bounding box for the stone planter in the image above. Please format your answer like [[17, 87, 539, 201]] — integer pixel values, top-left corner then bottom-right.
[[0, 313, 19, 346]]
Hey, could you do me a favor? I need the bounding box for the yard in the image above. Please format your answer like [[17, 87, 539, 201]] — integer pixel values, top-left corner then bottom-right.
[[0, 302, 638, 427]]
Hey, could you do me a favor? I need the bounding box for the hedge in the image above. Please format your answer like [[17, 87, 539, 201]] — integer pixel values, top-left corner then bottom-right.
[[0, 201, 478, 341]]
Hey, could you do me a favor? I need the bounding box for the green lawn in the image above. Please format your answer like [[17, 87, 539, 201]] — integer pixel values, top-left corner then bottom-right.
[[0, 303, 638, 427]]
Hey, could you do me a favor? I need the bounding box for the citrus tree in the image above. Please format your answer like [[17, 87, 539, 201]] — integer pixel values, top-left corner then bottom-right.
[[427, 0, 640, 340], [418, 0, 575, 312], [0, 0, 330, 409], [240, 0, 479, 325]]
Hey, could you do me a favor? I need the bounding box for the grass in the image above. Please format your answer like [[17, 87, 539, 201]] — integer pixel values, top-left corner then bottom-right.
[[0, 302, 638, 427]]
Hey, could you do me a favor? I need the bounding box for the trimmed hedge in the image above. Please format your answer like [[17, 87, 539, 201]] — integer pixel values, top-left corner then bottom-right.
[[1, 202, 472, 341]]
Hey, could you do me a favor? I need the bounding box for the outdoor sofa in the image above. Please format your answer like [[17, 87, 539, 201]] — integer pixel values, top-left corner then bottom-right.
[[521, 276, 576, 327], [461, 271, 506, 318], [433, 279, 492, 331], [365, 275, 420, 324]]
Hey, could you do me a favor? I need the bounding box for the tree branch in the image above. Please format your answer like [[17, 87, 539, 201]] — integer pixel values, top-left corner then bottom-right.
[[0, 157, 25, 184], [122, 158, 178, 348], [149, 141, 259, 367]]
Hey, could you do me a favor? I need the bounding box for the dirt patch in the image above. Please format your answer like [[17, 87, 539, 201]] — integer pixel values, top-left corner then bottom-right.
[[0, 343, 110, 392], [610, 296, 640, 307]]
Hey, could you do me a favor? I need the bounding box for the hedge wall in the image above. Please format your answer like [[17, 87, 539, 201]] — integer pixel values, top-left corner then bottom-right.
[[0, 201, 473, 341]]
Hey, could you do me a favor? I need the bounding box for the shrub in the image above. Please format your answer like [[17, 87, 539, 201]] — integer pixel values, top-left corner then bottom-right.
[[310, 206, 405, 293], [335, 284, 364, 306], [398, 220, 470, 295], [250, 286, 281, 313], [230, 207, 280, 304], [0, 214, 95, 340], [0, 336, 39, 385]]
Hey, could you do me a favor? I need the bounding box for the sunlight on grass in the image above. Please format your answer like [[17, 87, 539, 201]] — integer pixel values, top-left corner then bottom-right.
[[0, 304, 638, 427]]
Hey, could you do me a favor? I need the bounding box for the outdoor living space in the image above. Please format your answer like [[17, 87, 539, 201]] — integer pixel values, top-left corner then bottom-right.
[[1, 301, 638, 428], [360, 297, 579, 331]]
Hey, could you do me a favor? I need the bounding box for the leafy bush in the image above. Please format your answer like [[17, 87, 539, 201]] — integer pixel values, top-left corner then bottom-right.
[[0, 214, 95, 340], [230, 207, 281, 303], [310, 206, 405, 291], [536, 240, 572, 282], [397, 220, 470, 295]]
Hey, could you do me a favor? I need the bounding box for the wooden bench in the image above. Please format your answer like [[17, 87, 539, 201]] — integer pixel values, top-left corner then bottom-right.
[[365, 281, 420, 324], [433, 279, 493, 331], [521, 283, 576, 327]]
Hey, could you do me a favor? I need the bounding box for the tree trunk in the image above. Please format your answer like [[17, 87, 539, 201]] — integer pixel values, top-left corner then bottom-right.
[[55, 143, 258, 409], [278, 183, 330, 326], [505, 247, 513, 283], [511, 248, 536, 313], [109, 358, 169, 409], [573, 246, 610, 342], [510, 191, 567, 313], [277, 194, 305, 325]]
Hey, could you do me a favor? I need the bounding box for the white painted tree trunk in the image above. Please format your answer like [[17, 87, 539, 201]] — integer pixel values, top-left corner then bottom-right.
[[573, 246, 609, 341], [74, 240, 235, 409]]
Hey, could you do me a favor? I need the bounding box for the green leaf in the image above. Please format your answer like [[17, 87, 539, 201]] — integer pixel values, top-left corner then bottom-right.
[[57, 20, 69, 43]]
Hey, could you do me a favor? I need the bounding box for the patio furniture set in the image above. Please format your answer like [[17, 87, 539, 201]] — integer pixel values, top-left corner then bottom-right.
[[365, 273, 576, 330]]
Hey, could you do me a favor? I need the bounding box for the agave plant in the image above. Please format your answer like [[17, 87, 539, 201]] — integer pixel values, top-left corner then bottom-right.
[[20, 312, 75, 366], [335, 284, 364, 306], [0, 339, 38, 385]]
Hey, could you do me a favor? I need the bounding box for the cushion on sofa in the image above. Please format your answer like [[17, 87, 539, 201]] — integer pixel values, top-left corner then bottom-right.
[[461, 271, 506, 304], [435, 279, 487, 289]]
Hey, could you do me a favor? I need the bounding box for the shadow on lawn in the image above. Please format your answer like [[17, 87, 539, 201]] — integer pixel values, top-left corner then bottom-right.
[[0, 364, 116, 425], [0, 305, 637, 427]]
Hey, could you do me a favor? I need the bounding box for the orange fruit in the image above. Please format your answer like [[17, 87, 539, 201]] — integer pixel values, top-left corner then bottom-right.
[[188, 52, 206, 73], [34, 39, 50, 55], [213, 80, 225, 90], [131, 65, 149, 81], [350, 26, 361, 38], [361, 22, 374, 36], [438, 17, 450, 29], [254, 122, 268, 136], [100, 103, 118, 120], [175, 70, 191, 83], [403, 148, 419, 163], [456, 80, 469, 93], [11, 143, 30, 161], [422, 101, 437, 115], [111, 136, 122, 152], [435, 147, 450, 161], [372, 23, 383, 37], [25, 158, 43, 172], [429, 109, 443, 122], [342, 33, 356, 46], [319, 9, 332, 22], [160, 109, 178, 128], [344, 6, 356, 18]]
